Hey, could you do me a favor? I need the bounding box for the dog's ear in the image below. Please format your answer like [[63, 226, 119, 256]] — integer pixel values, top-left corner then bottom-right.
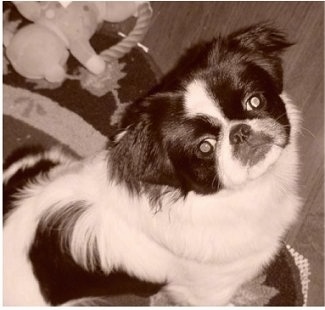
[[228, 23, 293, 56], [109, 96, 181, 191], [226, 23, 294, 92], [135, 123, 180, 188]]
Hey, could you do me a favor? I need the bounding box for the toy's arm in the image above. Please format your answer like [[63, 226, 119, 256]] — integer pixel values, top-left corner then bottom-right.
[[69, 38, 106, 75]]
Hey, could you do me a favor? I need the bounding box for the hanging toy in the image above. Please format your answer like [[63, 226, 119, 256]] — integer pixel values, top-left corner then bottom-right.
[[4, 1, 153, 83]]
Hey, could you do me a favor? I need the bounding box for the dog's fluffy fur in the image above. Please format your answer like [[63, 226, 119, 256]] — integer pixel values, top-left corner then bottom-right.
[[3, 24, 302, 306]]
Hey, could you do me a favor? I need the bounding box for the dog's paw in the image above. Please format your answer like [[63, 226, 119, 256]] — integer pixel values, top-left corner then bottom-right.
[[149, 291, 178, 306]]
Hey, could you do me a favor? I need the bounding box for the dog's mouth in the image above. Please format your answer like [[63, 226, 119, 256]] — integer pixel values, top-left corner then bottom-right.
[[233, 142, 273, 167], [232, 132, 275, 166]]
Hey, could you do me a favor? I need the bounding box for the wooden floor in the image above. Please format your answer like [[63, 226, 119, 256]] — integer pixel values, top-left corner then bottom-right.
[[139, 2, 324, 306]]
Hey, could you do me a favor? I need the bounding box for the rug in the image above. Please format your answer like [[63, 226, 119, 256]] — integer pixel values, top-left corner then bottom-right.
[[3, 5, 310, 307]]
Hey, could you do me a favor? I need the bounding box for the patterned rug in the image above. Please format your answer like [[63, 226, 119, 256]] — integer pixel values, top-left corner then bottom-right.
[[3, 6, 310, 307]]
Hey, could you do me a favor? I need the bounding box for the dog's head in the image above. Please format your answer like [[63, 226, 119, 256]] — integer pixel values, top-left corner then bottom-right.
[[110, 24, 295, 197]]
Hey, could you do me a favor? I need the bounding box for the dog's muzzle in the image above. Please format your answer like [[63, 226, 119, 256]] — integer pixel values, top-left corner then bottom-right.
[[229, 123, 273, 166]]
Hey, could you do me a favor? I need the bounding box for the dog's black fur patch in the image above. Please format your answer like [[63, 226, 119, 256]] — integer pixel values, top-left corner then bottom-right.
[[29, 201, 164, 305], [3, 146, 60, 219], [109, 92, 223, 199]]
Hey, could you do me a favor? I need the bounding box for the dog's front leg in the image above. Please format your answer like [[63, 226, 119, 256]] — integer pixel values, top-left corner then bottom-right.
[[149, 283, 237, 306]]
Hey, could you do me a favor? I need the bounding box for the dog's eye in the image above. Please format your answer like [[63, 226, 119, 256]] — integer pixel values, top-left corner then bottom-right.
[[245, 95, 263, 111], [198, 139, 216, 155]]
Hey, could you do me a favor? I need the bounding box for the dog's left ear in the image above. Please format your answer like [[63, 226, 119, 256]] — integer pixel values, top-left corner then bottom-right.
[[228, 23, 294, 91], [109, 95, 181, 191]]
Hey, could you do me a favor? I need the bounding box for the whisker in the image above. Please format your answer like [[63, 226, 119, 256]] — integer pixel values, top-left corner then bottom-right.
[[274, 112, 288, 122], [212, 175, 217, 189], [273, 111, 315, 139], [276, 123, 316, 139], [212, 174, 222, 191], [299, 126, 316, 139]]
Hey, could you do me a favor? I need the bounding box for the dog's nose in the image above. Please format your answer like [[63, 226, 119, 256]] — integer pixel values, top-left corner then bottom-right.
[[229, 124, 251, 145]]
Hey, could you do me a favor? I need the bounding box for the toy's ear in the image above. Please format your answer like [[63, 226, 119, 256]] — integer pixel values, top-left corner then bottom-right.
[[95, 1, 139, 23], [227, 23, 293, 56], [13, 1, 41, 21]]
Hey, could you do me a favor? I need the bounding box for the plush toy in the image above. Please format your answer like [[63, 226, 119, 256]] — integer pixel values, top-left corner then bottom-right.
[[4, 1, 152, 83]]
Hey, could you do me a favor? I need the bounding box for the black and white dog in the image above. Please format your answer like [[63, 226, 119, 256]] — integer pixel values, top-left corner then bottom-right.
[[3, 24, 302, 306]]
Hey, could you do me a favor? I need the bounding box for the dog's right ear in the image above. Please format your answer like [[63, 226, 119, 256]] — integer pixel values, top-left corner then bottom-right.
[[227, 22, 293, 56], [225, 23, 294, 92]]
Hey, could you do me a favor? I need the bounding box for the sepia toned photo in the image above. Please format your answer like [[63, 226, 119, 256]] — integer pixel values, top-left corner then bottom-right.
[[3, 1, 324, 306]]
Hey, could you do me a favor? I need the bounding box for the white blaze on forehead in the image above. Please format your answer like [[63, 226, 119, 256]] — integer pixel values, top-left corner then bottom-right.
[[184, 79, 227, 124]]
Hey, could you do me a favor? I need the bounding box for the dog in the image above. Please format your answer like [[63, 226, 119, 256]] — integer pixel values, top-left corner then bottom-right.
[[3, 23, 302, 306]]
